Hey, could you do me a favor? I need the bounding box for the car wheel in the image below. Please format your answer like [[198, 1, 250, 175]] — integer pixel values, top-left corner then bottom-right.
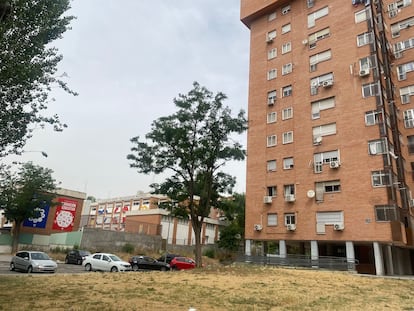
[[65, 258, 69, 264], [77, 259, 82, 265], [110, 266, 118, 273], [132, 264, 139, 272], [85, 263, 92, 272], [27, 266, 33, 273], [171, 265, 177, 271], [9, 262, 15, 271], [160, 266, 167, 271]]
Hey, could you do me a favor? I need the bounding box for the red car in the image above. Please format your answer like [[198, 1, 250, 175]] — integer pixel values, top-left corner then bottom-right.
[[170, 257, 196, 270]]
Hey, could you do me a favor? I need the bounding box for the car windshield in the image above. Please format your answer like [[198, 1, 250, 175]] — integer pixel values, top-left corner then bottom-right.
[[109, 255, 121, 262], [31, 252, 50, 260]]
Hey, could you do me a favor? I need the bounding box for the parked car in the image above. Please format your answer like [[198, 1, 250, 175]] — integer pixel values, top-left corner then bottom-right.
[[10, 251, 57, 273], [170, 256, 196, 270], [65, 249, 91, 265], [157, 253, 180, 264], [129, 255, 170, 271], [83, 253, 131, 272]]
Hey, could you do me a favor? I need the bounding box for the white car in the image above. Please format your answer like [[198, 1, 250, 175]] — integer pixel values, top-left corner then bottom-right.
[[83, 253, 131, 272]]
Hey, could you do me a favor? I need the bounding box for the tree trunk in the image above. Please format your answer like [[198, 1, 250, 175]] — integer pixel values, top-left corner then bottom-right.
[[11, 220, 21, 254], [192, 217, 203, 268]]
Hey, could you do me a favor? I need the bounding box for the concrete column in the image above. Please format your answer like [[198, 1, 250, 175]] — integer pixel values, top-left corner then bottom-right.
[[279, 240, 287, 258], [384, 245, 394, 275], [245, 239, 251, 256], [345, 241, 356, 271], [373, 242, 385, 276], [311, 240, 318, 268]]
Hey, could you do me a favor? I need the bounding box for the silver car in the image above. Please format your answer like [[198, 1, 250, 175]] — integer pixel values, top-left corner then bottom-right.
[[10, 251, 58, 273], [83, 253, 131, 272]]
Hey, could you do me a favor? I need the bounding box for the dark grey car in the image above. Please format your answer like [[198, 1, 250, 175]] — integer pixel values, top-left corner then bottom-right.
[[10, 251, 57, 273]]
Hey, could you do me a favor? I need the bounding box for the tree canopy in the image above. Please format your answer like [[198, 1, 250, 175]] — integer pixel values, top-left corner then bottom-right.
[[127, 82, 247, 266], [0, 0, 76, 156], [0, 162, 58, 252]]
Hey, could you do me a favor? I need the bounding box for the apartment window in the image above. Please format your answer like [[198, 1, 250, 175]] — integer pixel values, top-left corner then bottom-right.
[[282, 85, 292, 97], [362, 82, 380, 98], [407, 135, 414, 153], [267, 90, 277, 105], [267, 112, 277, 123], [267, 186, 277, 197], [267, 30, 277, 42], [267, 160, 277, 172], [267, 214, 278, 226], [397, 62, 414, 81], [268, 48, 277, 60], [315, 180, 341, 201], [267, 135, 277, 147], [394, 37, 414, 58], [308, 28, 330, 48], [282, 131, 293, 144], [359, 56, 375, 72], [309, 50, 331, 72], [313, 150, 339, 173], [312, 123, 336, 143], [268, 12, 276, 21], [281, 5, 291, 15], [308, 6, 328, 28], [282, 42, 292, 54], [282, 63, 293, 75], [282, 23, 291, 34], [404, 109, 414, 128], [310, 73, 334, 95], [368, 139, 387, 155], [365, 110, 383, 126], [284, 184, 295, 197], [267, 69, 277, 80], [284, 213, 296, 225], [391, 17, 414, 38], [307, 0, 315, 8], [282, 107, 293, 120], [311, 97, 335, 119], [355, 9, 368, 23], [371, 170, 391, 187], [283, 157, 294, 170], [357, 32, 374, 47], [375, 205, 397, 221]]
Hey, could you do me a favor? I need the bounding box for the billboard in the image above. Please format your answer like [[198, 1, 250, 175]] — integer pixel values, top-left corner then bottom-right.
[[52, 198, 78, 231], [23, 203, 50, 229]]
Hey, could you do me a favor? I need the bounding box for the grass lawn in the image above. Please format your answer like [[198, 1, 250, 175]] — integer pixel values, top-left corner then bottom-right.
[[0, 264, 413, 310]]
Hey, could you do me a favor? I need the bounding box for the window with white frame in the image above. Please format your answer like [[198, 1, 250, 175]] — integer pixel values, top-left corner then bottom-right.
[[281, 5, 291, 15], [267, 213, 278, 226], [284, 184, 295, 197], [312, 123, 336, 142], [267, 90, 277, 105], [359, 55, 375, 71], [283, 131, 293, 144], [397, 62, 414, 81], [313, 150, 339, 173], [362, 82, 380, 98], [267, 30, 277, 42], [315, 180, 340, 201], [267, 186, 277, 196], [357, 31, 374, 47], [365, 110, 383, 126], [308, 28, 330, 48], [267, 160, 276, 172], [282, 23, 291, 34], [375, 205, 397, 221], [283, 157, 294, 169], [267, 112, 277, 123], [371, 170, 391, 187], [355, 9, 368, 23], [310, 73, 334, 95], [282, 107, 293, 120], [284, 213, 295, 225], [282, 42, 291, 54], [394, 37, 414, 58], [311, 97, 335, 119], [267, 135, 277, 147], [282, 85, 292, 97], [268, 12, 276, 21], [391, 17, 414, 38], [282, 63, 293, 75], [268, 48, 277, 60], [368, 139, 387, 155], [267, 69, 277, 80], [404, 109, 414, 128], [400, 85, 414, 104], [309, 50, 331, 72], [308, 6, 328, 28]]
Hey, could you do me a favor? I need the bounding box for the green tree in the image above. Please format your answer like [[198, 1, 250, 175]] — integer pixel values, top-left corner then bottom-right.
[[127, 82, 247, 267], [0, 0, 76, 156], [0, 162, 58, 253]]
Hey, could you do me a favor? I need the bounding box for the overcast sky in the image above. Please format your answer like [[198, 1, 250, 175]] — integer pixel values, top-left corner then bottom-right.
[[6, 1, 250, 199]]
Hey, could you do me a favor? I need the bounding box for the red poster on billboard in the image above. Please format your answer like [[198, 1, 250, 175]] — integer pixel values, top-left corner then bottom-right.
[[52, 198, 77, 231]]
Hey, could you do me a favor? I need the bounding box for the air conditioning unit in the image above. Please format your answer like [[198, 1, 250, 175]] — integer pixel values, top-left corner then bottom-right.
[[333, 223, 344, 231], [254, 224, 263, 231], [266, 38, 274, 44], [285, 195, 296, 202], [329, 161, 340, 169], [282, 8, 289, 15], [263, 196, 273, 204], [359, 69, 370, 77], [313, 136, 323, 145], [322, 80, 333, 88], [287, 224, 296, 231], [311, 81, 319, 88], [268, 98, 275, 106], [302, 39, 308, 45]]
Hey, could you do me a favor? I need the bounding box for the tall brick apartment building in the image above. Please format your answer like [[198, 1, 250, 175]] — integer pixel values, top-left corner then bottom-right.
[[241, 0, 414, 275]]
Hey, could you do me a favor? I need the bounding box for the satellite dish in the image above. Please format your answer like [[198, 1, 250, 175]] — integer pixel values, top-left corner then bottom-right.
[[307, 190, 315, 198]]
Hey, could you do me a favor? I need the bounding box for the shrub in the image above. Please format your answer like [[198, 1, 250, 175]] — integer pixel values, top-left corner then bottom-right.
[[122, 243, 135, 254], [203, 248, 216, 259]]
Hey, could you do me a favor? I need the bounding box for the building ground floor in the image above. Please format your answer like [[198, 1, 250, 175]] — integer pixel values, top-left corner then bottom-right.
[[245, 239, 414, 276]]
